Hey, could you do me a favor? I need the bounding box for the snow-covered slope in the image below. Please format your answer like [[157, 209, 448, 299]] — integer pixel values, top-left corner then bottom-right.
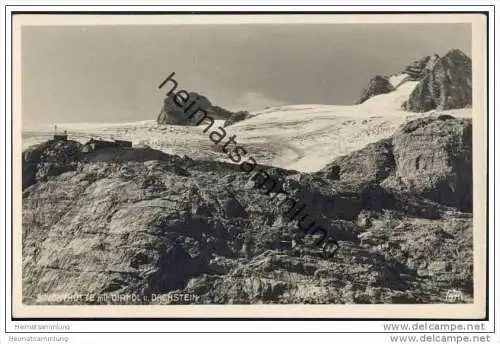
[[226, 79, 470, 172], [389, 73, 410, 89], [22, 78, 472, 173]]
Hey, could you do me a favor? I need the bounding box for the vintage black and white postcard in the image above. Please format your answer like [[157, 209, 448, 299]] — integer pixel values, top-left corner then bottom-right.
[[10, 12, 489, 321]]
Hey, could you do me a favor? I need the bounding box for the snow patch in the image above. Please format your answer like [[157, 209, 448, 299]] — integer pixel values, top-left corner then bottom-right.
[[389, 73, 410, 89]]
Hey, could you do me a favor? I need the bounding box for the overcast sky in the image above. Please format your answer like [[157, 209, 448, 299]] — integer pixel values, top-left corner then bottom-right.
[[21, 23, 471, 127]]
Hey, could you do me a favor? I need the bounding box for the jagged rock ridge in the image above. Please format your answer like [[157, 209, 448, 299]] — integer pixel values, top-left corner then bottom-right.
[[403, 54, 440, 80], [403, 49, 472, 112], [357, 49, 472, 113]]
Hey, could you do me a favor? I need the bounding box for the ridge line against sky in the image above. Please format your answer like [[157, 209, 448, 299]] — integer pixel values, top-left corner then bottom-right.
[[21, 23, 471, 127]]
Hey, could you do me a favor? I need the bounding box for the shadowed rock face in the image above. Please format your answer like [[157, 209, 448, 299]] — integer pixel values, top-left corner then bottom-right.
[[357, 75, 395, 104], [322, 115, 472, 212], [22, 116, 473, 305], [384, 116, 472, 211], [157, 91, 234, 125], [402, 49, 472, 112]]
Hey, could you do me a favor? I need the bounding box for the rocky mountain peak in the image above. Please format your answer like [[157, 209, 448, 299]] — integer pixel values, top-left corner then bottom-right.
[[403, 49, 472, 112], [357, 48, 471, 112], [444, 48, 470, 60], [157, 90, 234, 125]]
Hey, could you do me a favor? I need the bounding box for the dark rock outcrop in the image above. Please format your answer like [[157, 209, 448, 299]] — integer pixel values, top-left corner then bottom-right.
[[402, 49, 472, 112], [321, 139, 395, 185], [157, 91, 235, 125], [22, 139, 173, 190], [22, 139, 82, 190], [22, 115, 473, 305], [322, 115, 472, 212], [383, 116, 472, 211], [357, 75, 395, 104]]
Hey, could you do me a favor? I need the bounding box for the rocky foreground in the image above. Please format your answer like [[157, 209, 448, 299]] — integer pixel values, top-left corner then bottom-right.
[[22, 115, 472, 304]]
